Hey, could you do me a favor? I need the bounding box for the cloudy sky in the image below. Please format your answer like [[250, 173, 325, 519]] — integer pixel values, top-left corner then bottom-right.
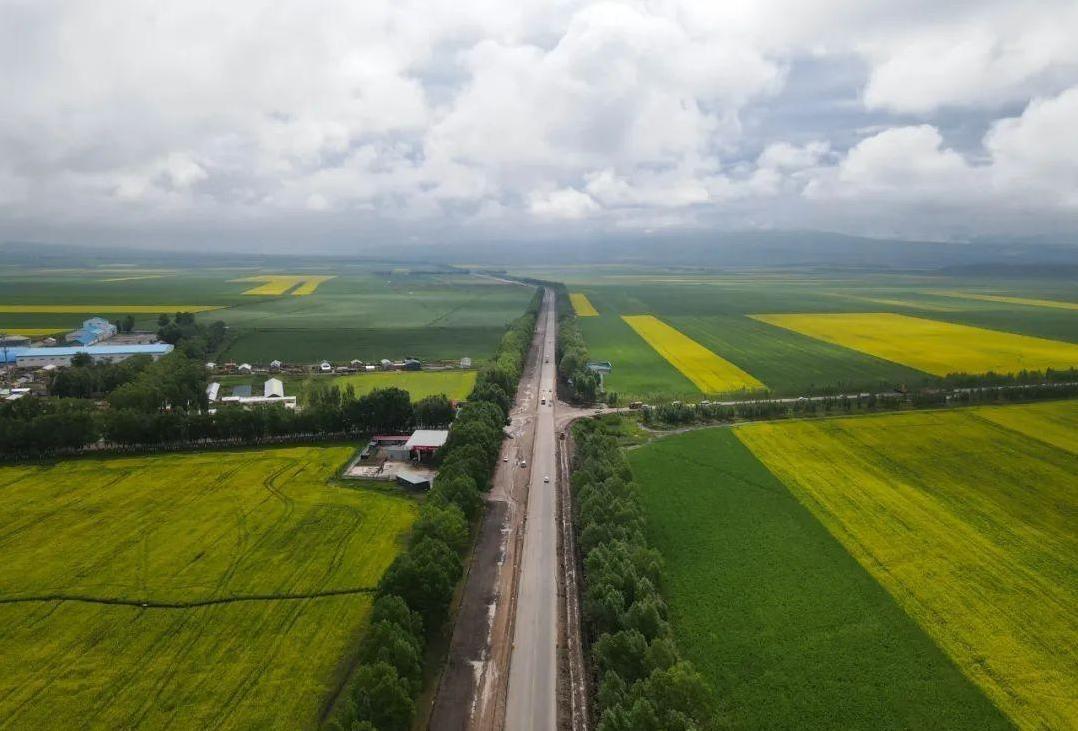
[[2, 0, 1078, 252]]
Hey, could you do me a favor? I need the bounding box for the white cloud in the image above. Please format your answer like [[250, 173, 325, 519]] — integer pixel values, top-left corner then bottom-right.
[[528, 187, 600, 219], [985, 86, 1078, 207], [1, 0, 1078, 246]]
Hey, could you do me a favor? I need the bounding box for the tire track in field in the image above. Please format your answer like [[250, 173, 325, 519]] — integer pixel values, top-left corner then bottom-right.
[[0, 586, 376, 609]]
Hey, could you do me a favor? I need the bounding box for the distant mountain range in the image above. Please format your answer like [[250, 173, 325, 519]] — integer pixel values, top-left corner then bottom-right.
[[4, 231, 1077, 275]]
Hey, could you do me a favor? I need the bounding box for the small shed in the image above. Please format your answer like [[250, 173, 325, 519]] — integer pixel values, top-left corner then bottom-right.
[[264, 378, 284, 398], [269, 359, 282, 370], [396, 469, 432, 490]]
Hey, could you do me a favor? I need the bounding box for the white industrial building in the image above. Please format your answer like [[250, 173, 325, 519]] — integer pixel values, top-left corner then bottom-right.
[[1, 343, 174, 368], [218, 377, 296, 409]]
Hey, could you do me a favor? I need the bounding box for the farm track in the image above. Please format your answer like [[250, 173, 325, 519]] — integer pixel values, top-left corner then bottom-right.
[[0, 586, 377, 609]]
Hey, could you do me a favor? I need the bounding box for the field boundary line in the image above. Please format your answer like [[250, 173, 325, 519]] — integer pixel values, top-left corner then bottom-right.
[[0, 586, 377, 609]]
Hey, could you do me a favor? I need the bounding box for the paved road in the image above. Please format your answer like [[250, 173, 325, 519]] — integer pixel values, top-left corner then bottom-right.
[[505, 291, 559, 731], [429, 288, 552, 731]]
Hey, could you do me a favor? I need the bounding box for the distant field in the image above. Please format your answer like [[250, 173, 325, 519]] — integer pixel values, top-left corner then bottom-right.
[[628, 428, 1008, 729], [100, 274, 171, 282], [670, 315, 928, 395], [220, 326, 506, 365], [0, 446, 416, 729], [329, 369, 477, 401], [0, 327, 67, 336], [621, 315, 765, 394], [569, 293, 598, 316], [931, 290, 1078, 310], [531, 270, 1077, 400], [753, 312, 1078, 376], [232, 274, 336, 296], [0, 268, 535, 364], [737, 402, 1078, 730], [0, 304, 224, 313]]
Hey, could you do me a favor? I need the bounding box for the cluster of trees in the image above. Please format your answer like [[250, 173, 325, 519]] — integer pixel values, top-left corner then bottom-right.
[[328, 289, 542, 731], [573, 418, 711, 730], [156, 312, 228, 358], [114, 315, 136, 333], [51, 353, 154, 398], [2, 348, 465, 458], [555, 287, 601, 403]]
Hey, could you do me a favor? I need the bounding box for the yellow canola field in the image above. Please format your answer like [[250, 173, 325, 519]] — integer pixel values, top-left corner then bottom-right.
[[930, 290, 1078, 311], [0, 305, 222, 313], [622, 314, 765, 393], [233, 275, 335, 296], [100, 274, 169, 282], [970, 400, 1077, 454], [736, 402, 1078, 731], [752, 312, 1078, 376], [827, 292, 962, 312], [569, 293, 599, 317], [0, 328, 65, 336]]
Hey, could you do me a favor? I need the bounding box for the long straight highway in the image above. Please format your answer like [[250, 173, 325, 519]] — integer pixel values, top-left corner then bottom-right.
[[504, 290, 559, 731]]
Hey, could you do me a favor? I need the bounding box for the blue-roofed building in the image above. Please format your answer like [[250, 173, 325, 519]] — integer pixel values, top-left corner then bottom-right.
[[1, 343, 173, 367], [65, 317, 118, 346]]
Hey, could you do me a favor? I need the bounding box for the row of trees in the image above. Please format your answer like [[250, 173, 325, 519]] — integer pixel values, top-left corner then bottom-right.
[[643, 378, 1078, 427], [555, 286, 601, 403], [327, 288, 542, 731], [572, 417, 711, 730]]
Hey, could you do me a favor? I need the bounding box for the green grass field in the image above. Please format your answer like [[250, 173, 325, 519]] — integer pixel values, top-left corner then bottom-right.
[[0, 445, 416, 729], [628, 428, 1008, 730], [329, 369, 477, 401], [737, 401, 1078, 730]]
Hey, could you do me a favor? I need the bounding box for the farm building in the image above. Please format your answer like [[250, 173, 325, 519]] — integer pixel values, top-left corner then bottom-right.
[[65, 317, 117, 346], [206, 382, 221, 402], [319, 361, 332, 372], [237, 363, 253, 373], [403, 358, 422, 371], [460, 357, 472, 368], [1, 343, 174, 367], [269, 359, 282, 370], [405, 429, 449, 462], [219, 379, 296, 409], [396, 469, 432, 490]]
